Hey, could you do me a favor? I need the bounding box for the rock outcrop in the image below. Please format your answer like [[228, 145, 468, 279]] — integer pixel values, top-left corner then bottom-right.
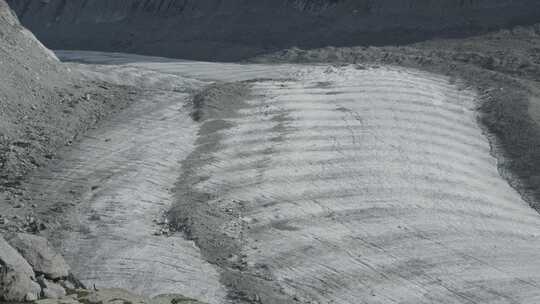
[[0, 235, 41, 302], [8, 234, 70, 280], [39, 277, 67, 300], [6, 0, 540, 61], [1, 233, 74, 301]]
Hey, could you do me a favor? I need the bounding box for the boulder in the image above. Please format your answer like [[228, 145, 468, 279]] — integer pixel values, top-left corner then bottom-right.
[[8, 233, 70, 279], [37, 275, 67, 299], [59, 279, 76, 292], [0, 235, 41, 302]]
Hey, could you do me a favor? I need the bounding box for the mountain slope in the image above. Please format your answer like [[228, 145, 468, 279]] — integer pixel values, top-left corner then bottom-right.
[[7, 0, 540, 61], [0, 0, 131, 221]]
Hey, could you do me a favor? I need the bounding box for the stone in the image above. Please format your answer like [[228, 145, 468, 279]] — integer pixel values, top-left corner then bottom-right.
[[78, 288, 148, 304], [40, 277, 67, 299], [60, 279, 76, 291], [152, 294, 206, 304], [0, 235, 41, 302], [8, 233, 70, 279]]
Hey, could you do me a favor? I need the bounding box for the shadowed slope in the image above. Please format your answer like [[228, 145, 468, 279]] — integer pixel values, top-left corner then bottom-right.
[[7, 0, 540, 61]]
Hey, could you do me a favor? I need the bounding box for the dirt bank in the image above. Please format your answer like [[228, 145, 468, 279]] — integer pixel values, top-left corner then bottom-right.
[[252, 23, 540, 212]]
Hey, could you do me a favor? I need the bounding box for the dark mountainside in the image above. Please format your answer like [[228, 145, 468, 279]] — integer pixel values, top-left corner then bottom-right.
[[7, 0, 540, 61]]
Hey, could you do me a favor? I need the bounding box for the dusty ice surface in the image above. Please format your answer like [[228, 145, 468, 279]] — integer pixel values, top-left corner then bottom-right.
[[189, 65, 540, 303], [35, 51, 540, 303], [30, 53, 221, 302], [30, 51, 297, 303]]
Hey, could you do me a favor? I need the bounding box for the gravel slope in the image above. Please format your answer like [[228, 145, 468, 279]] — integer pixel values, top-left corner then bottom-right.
[[0, 0, 134, 232]]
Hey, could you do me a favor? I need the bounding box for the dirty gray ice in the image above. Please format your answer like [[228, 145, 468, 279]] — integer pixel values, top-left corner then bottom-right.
[[26, 51, 540, 304]]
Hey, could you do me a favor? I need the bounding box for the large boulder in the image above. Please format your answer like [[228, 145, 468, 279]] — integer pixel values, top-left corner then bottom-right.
[[8, 233, 70, 279], [0, 235, 41, 302], [38, 276, 67, 299]]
